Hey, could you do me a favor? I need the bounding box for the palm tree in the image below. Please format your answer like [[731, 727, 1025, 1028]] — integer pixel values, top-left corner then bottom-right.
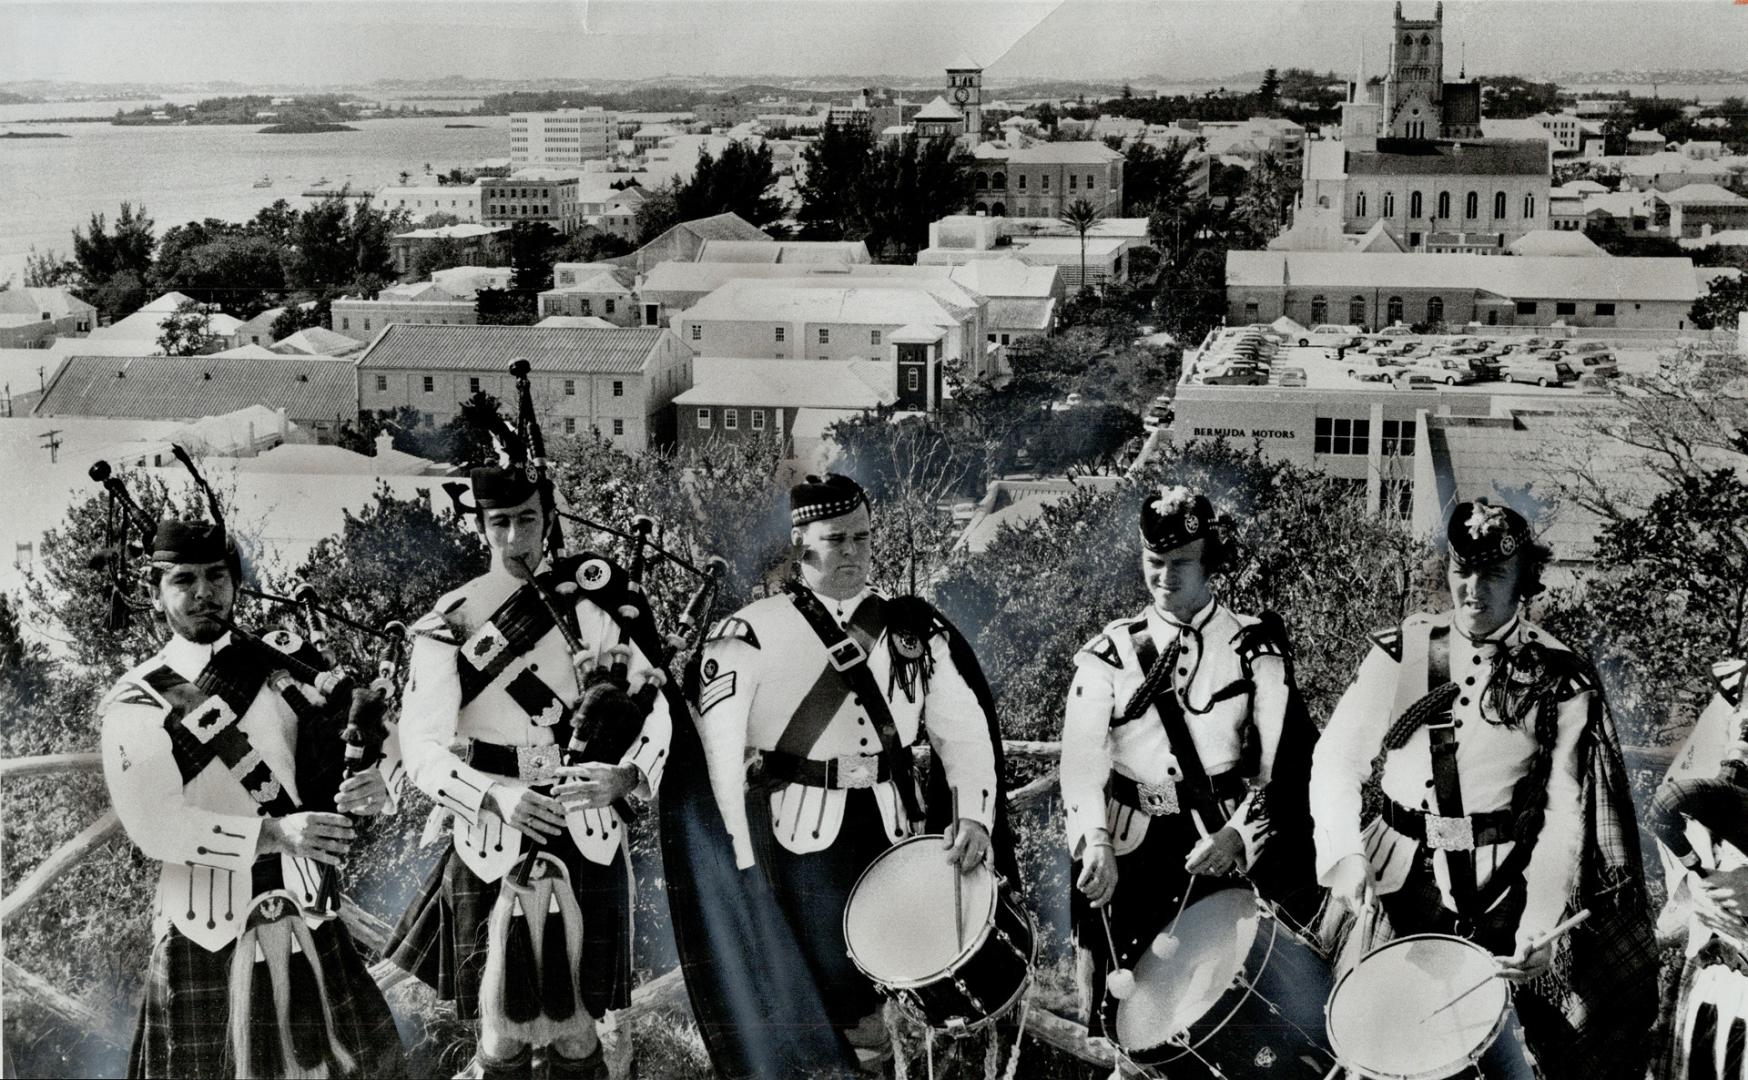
[[1058, 198, 1102, 298]]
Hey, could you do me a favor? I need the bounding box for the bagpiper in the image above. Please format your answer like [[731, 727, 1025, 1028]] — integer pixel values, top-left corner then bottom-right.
[[99, 517, 406, 1079], [1312, 499, 1656, 1080], [384, 463, 672, 1080], [1651, 658, 1748, 1078], [1059, 485, 1319, 1047], [675, 473, 1012, 1076]]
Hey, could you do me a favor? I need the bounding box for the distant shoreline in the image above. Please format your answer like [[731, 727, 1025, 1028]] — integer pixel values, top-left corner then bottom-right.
[[259, 121, 359, 134], [0, 131, 68, 138]]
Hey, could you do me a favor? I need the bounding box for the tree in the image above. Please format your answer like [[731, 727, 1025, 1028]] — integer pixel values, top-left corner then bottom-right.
[[1232, 153, 1297, 245], [151, 224, 285, 317], [856, 134, 970, 261], [1257, 68, 1282, 114], [507, 221, 562, 295], [418, 211, 462, 229], [155, 298, 219, 355], [476, 286, 537, 326], [411, 235, 471, 280], [1057, 199, 1102, 298], [268, 295, 331, 340], [283, 192, 409, 295], [1475, 76, 1560, 119], [70, 201, 155, 319], [22, 246, 78, 289], [1124, 140, 1194, 218], [635, 178, 683, 244], [554, 230, 635, 263], [1692, 274, 1748, 330], [676, 140, 784, 228], [1029, 402, 1142, 475], [796, 121, 877, 239]]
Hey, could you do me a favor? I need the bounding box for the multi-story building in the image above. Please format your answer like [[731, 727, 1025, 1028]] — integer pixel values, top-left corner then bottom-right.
[[331, 284, 477, 342], [0, 288, 96, 348], [510, 108, 616, 167], [918, 215, 1144, 290], [374, 183, 482, 222], [967, 142, 1125, 218], [540, 264, 639, 326], [355, 324, 692, 449], [1300, 139, 1551, 251], [387, 223, 511, 279], [1529, 112, 1584, 155], [1653, 184, 1748, 240], [480, 175, 581, 234]]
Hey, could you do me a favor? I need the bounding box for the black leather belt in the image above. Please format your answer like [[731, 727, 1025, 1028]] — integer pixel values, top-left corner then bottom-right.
[[463, 738, 565, 784], [1109, 769, 1247, 817], [755, 749, 894, 790], [1383, 799, 1516, 851]]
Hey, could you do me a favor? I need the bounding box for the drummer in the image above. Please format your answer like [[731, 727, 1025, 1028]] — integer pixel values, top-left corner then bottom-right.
[[1059, 485, 1318, 1045], [1312, 499, 1656, 1080]]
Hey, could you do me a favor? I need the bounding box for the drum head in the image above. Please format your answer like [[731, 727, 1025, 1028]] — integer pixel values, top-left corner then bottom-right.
[[1327, 934, 1508, 1080], [844, 835, 996, 986], [1117, 888, 1260, 1053]]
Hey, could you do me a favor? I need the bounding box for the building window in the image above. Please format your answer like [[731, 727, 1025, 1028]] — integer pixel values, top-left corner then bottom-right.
[[724, 408, 738, 430], [1466, 191, 1479, 219], [1349, 295, 1367, 325], [467, 376, 480, 393], [1310, 295, 1328, 325], [1087, 174, 1096, 189], [605, 299, 616, 314], [870, 329, 881, 346], [1426, 296, 1444, 324], [775, 326, 785, 342], [1356, 192, 1367, 217], [1245, 301, 1260, 321], [1516, 301, 1538, 316], [696, 407, 711, 429], [1595, 302, 1616, 317], [342, 317, 350, 330], [581, 299, 593, 315], [1041, 175, 1050, 191], [1409, 192, 1422, 219], [1381, 419, 1417, 457], [612, 418, 624, 436], [1436, 191, 1450, 220], [1494, 191, 1507, 219], [1386, 296, 1404, 325], [907, 369, 920, 391], [751, 409, 766, 431], [818, 328, 830, 344], [1019, 175, 1027, 190], [564, 417, 576, 434], [612, 380, 623, 397], [1314, 417, 1370, 456], [422, 375, 435, 393], [1383, 192, 1396, 217], [1523, 194, 1536, 219], [564, 379, 576, 396], [1069, 174, 1078, 190], [375, 374, 387, 392], [691, 324, 701, 341], [1555, 301, 1576, 316]]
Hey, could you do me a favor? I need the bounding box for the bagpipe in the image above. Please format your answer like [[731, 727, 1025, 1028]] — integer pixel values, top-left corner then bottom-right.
[[476, 359, 728, 1043]]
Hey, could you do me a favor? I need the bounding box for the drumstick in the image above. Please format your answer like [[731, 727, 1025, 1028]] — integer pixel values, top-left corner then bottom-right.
[[952, 787, 965, 949], [1421, 909, 1592, 1021]]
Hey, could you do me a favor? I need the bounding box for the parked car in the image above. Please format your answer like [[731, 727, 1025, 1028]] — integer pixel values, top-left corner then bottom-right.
[[1558, 342, 1619, 377], [1200, 365, 1269, 386], [1504, 357, 1577, 387], [1351, 365, 1406, 383], [1276, 366, 1307, 387], [1298, 324, 1364, 350], [1467, 355, 1504, 380], [1349, 354, 1405, 376], [1375, 324, 1416, 337], [1401, 358, 1478, 385]]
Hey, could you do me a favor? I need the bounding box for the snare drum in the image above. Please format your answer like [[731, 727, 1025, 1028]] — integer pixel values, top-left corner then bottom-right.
[[1114, 887, 1335, 1075], [843, 834, 1036, 1031], [1325, 934, 1513, 1080]]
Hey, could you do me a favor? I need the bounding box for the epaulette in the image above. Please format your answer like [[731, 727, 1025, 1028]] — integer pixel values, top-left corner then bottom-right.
[[1551, 655, 1600, 700], [1233, 611, 1290, 664], [1368, 627, 1404, 663], [99, 677, 165, 715], [413, 588, 469, 645], [1711, 658, 1745, 708], [1078, 633, 1122, 669], [705, 616, 760, 649]]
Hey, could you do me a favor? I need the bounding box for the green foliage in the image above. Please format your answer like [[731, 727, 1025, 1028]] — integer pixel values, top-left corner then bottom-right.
[[410, 235, 471, 280], [1029, 402, 1142, 476], [795, 122, 875, 239], [154, 298, 219, 356], [151, 227, 285, 318], [1476, 76, 1561, 119], [475, 285, 537, 326], [268, 295, 331, 341], [634, 178, 684, 244], [676, 141, 784, 228], [1122, 140, 1194, 218], [796, 127, 969, 259], [507, 220, 563, 295], [69, 202, 155, 319], [1692, 273, 1748, 331], [283, 192, 409, 295], [22, 245, 78, 289], [555, 229, 635, 264]]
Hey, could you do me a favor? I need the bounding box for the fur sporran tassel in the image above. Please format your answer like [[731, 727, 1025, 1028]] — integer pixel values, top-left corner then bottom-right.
[[480, 855, 591, 1049], [228, 896, 357, 1080]]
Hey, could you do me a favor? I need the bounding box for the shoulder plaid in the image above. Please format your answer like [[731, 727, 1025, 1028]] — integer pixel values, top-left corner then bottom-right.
[[1713, 658, 1746, 708], [1079, 633, 1121, 669], [706, 616, 760, 649], [1368, 626, 1404, 662]]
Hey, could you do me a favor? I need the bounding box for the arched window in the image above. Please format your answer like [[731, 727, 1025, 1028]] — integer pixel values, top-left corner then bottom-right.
[[991, 202, 1006, 216], [1349, 295, 1367, 326], [1437, 191, 1451, 219], [992, 172, 1006, 189], [1466, 191, 1479, 219], [1382, 191, 1395, 217], [975, 172, 988, 190], [1387, 296, 1404, 325], [1523, 194, 1536, 219], [1318, 195, 1330, 208], [974, 201, 988, 214], [1494, 191, 1507, 219], [1410, 191, 1423, 219], [1311, 295, 1328, 325], [1426, 296, 1444, 324], [1357, 191, 1368, 217]]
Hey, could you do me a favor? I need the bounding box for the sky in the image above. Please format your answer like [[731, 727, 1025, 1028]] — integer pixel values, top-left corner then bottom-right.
[[4, 0, 1747, 87]]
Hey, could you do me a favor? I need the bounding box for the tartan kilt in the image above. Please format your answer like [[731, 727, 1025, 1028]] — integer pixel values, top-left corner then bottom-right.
[[126, 918, 406, 1080], [385, 829, 633, 1021], [1664, 937, 1748, 1080]]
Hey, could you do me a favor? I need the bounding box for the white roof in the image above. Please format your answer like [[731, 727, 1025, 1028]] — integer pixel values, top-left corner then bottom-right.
[[537, 316, 618, 328], [949, 258, 1060, 299], [394, 223, 507, 240], [683, 277, 983, 325], [971, 142, 1124, 164], [640, 260, 954, 296], [1505, 230, 1608, 257], [209, 344, 283, 358], [377, 282, 462, 303], [914, 96, 964, 122], [1658, 183, 1748, 205], [673, 357, 893, 409], [87, 300, 243, 341], [1227, 250, 1702, 303]]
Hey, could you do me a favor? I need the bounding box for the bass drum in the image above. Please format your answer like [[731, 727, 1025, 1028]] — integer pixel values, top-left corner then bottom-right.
[[1115, 886, 1336, 1075], [843, 834, 1035, 1031], [1325, 933, 1514, 1080]]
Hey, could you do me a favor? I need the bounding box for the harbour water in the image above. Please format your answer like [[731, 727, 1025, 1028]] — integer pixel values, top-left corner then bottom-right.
[[0, 113, 509, 285]]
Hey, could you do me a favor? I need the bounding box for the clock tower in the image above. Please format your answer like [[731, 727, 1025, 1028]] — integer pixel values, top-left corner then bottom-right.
[[945, 57, 984, 144]]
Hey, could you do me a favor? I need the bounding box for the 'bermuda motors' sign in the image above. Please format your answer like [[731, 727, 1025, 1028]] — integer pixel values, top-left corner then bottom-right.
[[1193, 427, 1297, 440]]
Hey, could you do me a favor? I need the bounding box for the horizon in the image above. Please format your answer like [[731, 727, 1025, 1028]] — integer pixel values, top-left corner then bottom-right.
[[5, 0, 1747, 89]]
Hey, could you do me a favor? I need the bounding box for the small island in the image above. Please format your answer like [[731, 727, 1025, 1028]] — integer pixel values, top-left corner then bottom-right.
[[445, 123, 483, 128], [1, 131, 69, 138], [259, 121, 358, 134]]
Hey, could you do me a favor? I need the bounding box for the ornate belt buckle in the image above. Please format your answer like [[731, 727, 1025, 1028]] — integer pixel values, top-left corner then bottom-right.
[[835, 753, 879, 789], [827, 638, 866, 671], [1425, 813, 1475, 851], [517, 744, 562, 786], [1137, 780, 1179, 817]]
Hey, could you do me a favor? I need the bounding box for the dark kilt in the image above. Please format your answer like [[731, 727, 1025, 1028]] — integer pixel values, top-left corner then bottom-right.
[[386, 828, 633, 1021], [127, 919, 405, 1080], [1665, 936, 1748, 1080]]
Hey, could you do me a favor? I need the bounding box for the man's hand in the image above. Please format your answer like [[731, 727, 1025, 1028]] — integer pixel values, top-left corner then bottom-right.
[[1076, 833, 1118, 907], [260, 812, 355, 866], [484, 781, 567, 840], [334, 769, 389, 816], [1497, 932, 1554, 983], [1326, 853, 1376, 915], [555, 762, 639, 810], [1185, 826, 1247, 876], [1699, 866, 1748, 919], [942, 818, 991, 873]]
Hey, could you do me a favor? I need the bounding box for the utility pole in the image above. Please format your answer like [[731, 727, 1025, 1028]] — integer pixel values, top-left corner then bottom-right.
[[40, 428, 62, 464]]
